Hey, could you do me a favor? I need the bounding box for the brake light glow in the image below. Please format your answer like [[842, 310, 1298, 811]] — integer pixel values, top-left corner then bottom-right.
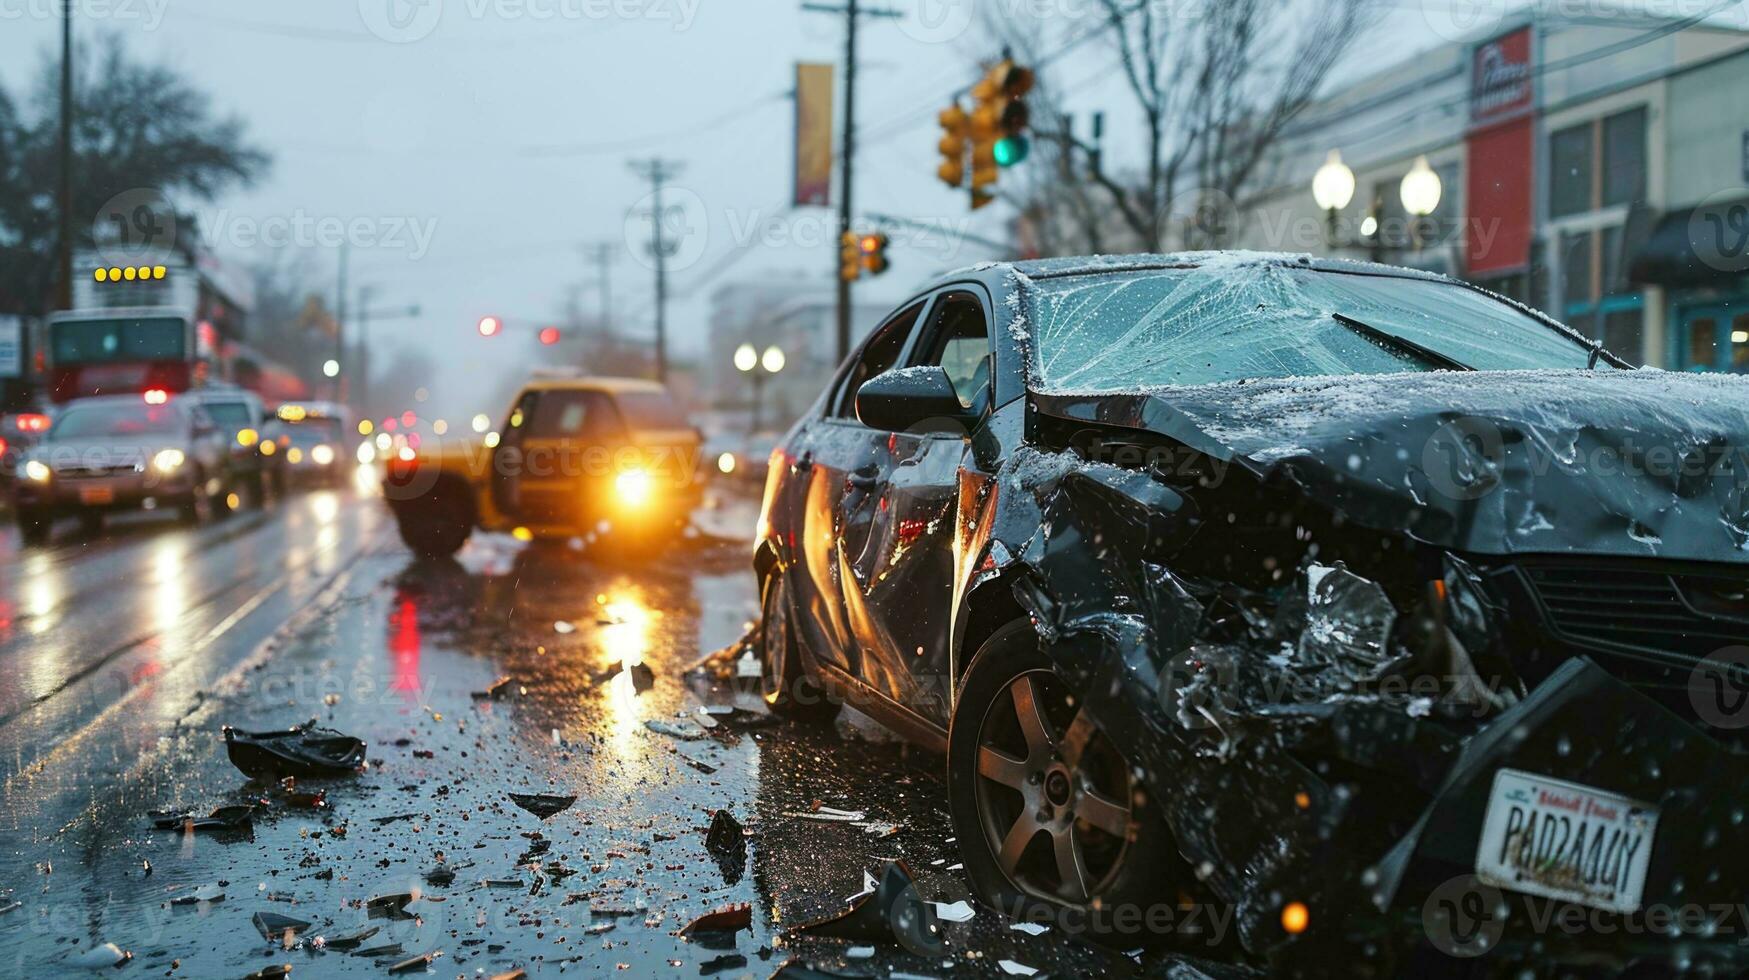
[[14, 413, 49, 433], [143, 388, 169, 405]]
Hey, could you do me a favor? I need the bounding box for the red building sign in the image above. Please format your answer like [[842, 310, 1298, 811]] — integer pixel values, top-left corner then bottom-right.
[[1465, 26, 1536, 277]]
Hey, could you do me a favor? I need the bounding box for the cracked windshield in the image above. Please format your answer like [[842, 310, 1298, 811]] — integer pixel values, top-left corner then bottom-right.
[[2, 1, 1749, 978]]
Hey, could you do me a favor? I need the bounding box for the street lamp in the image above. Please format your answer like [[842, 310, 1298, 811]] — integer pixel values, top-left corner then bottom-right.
[[1400, 155, 1443, 250], [1311, 149, 1355, 241], [736, 342, 784, 434], [322, 359, 340, 378]]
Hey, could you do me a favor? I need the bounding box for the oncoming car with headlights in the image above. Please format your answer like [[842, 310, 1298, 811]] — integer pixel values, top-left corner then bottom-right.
[[11, 392, 230, 543], [268, 401, 353, 490], [382, 376, 701, 559]]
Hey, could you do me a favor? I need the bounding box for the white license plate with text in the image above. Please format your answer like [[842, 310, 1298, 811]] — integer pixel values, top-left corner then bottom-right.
[[1474, 769, 1658, 914]]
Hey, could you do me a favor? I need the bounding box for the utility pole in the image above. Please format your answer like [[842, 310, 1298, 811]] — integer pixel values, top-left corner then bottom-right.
[[627, 159, 683, 384], [334, 243, 349, 402], [802, 0, 901, 362], [354, 286, 420, 417], [584, 241, 616, 329], [55, 6, 73, 312]]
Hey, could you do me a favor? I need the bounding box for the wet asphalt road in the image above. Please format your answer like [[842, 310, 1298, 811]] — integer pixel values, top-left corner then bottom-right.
[[0, 480, 1162, 978]]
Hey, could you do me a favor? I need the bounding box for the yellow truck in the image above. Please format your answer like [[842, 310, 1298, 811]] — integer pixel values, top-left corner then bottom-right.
[[382, 376, 703, 558]]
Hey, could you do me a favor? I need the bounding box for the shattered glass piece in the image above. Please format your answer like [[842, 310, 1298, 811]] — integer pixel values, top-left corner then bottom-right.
[[69, 943, 131, 968], [644, 718, 708, 741], [223, 719, 366, 778], [507, 792, 576, 819], [1296, 564, 1400, 681]]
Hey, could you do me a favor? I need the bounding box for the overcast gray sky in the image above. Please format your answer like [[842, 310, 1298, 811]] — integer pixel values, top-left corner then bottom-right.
[[0, 0, 1469, 419]]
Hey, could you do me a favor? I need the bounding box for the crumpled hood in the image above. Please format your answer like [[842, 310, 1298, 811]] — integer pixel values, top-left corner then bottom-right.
[[1034, 368, 1749, 563]]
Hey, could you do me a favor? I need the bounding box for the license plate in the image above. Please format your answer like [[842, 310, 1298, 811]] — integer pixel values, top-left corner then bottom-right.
[[79, 487, 115, 505], [1475, 769, 1658, 913]]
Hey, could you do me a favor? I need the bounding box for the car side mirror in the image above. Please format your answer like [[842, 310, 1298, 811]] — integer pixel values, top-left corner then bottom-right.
[[855, 366, 975, 434]]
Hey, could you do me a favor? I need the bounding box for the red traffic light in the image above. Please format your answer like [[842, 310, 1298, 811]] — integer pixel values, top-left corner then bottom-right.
[[477, 315, 502, 337], [538, 327, 561, 346]]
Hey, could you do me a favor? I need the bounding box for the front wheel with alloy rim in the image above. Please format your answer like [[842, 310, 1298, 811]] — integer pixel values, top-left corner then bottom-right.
[[757, 572, 837, 721], [948, 619, 1187, 944]]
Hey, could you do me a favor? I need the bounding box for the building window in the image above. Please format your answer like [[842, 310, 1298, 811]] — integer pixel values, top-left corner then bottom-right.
[[1561, 230, 1593, 307], [1689, 316, 1718, 367], [1601, 107, 1646, 208], [1549, 123, 1593, 218]]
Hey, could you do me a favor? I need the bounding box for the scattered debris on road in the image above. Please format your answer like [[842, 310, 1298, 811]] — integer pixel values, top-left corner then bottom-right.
[[222, 719, 366, 778], [507, 792, 576, 819]]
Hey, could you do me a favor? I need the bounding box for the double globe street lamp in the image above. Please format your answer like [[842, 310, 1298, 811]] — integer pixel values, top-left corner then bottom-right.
[[1312, 150, 1443, 251], [735, 342, 785, 434]]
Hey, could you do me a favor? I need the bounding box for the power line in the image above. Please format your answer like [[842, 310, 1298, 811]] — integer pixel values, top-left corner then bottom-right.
[[522, 92, 789, 157]]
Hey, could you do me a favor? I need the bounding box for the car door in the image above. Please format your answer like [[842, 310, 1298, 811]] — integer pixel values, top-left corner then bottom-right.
[[509, 388, 625, 527], [789, 298, 930, 678], [834, 287, 993, 727], [490, 389, 540, 519]]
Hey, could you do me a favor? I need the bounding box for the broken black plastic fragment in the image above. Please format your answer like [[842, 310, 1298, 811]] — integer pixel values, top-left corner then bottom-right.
[[471, 675, 514, 699], [321, 926, 379, 951], [223, 719, 366, 778], [507, 792, 576, 819], [241, 965, 292, 980], [149, 804, 255, 835], [787, 860, 940, 952], [704, 809, 746, 884], [366, 892, 416, 920], [252, 911, 312, 942]]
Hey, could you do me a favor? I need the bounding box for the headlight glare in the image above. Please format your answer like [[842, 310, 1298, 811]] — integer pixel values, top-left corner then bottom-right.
[[153, 449, 186, 474], [614, 468, 652, 506], [23, 459, 51, 483]]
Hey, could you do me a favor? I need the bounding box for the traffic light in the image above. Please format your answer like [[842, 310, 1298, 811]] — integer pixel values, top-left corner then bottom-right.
[[993, 60, 1034, 167], [936, 103, 967, 188], [966, 58, 1034, 209], [477, 315, 502, 337], [839, 231, 861, 282], [538, 327, 562, 345], [859, 233, 890, 276]]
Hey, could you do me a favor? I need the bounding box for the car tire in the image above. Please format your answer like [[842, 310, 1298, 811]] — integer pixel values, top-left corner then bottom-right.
[[948, 619, 1187, 945], [179, 470, 212, 526], [16, 509, 52, 546], [757, 571, 838, 722], [395, 488, 473, 560]]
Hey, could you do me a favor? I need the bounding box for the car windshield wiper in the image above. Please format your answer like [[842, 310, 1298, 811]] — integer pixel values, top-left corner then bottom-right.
[[1331, 313, 1473, 372]]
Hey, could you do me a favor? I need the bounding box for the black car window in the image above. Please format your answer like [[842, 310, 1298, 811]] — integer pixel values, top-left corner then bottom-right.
[[832, 300, 925, 419], [915, 290, 991, 410], [203, 401, 254, 429], [528, 390, 623, 439], [613, 391, 689, 431]]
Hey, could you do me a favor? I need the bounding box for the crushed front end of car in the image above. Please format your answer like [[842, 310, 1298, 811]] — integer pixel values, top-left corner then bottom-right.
[[972, 370, 1749, 973]]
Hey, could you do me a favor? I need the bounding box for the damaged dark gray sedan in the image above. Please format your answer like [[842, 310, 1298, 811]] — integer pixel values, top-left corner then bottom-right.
[[750, 251, 1749, 974]]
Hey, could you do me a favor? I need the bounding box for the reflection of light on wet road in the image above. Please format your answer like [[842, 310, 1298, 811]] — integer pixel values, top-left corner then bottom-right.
[[310, 492, 340, 525], [599, 590, 653, 755], [389, 594, 422, 696], [150, 539, 188, 633], [23, 553, 60, 636], [352, 463, 379, 496]]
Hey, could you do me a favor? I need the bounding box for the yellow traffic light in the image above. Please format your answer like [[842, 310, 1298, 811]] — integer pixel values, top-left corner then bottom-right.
[[839, 231, 861, 282], [962, 57, 1034, 209], [859, 233, 890, 276], [936, 104, 968, 188]]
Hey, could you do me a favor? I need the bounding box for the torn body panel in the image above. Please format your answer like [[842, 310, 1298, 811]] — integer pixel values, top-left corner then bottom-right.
[[979, 441, 1748, 963]]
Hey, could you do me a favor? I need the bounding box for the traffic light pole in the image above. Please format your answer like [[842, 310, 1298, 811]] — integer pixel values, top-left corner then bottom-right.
[[55, 7, 72, 313], [803, 1, 900, 363], [836, 0, 857, 365]]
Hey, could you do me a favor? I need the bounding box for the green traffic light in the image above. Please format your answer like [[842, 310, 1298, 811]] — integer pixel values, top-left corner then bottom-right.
[[993, 135, 1030, 167]]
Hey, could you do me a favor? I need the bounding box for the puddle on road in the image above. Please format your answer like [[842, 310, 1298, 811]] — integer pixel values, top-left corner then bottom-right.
[[0, 532, 1149, 977]]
